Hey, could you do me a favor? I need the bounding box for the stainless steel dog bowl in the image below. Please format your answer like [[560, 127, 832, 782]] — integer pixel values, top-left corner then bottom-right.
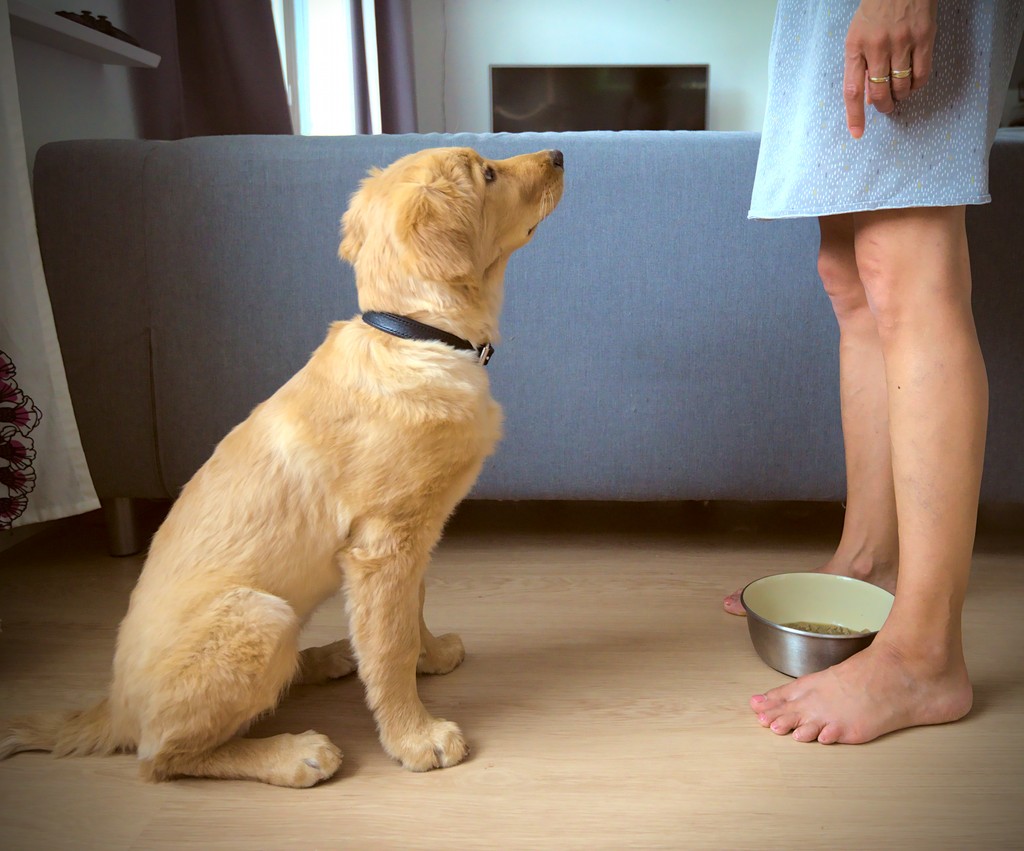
[[741, 573, 894, 677]]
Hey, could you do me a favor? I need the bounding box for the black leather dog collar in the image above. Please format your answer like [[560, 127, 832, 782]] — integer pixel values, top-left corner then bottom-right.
[[361, 311, 494, 366]]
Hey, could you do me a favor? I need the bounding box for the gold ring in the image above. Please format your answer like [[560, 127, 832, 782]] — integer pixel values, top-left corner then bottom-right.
[[891, 67, 912, 79], [869, 73, 891, 84]]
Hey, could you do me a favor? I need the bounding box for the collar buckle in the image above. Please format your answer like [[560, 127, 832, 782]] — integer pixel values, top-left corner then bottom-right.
[[477, 343, 494, 366]]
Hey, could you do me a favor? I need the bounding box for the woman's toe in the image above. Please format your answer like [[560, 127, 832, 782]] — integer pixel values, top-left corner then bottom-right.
[[723, 590, 746, 615], [793, 721, 825, 743], [769, 714, 801, 735], [816, 722, 843, 744]]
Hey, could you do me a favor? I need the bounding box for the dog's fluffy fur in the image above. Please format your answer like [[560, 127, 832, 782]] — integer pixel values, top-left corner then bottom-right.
[[1, 147, 564, 786]]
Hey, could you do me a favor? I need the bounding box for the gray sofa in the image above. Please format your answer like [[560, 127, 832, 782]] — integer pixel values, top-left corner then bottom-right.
[[32, 130, 1024, 547]]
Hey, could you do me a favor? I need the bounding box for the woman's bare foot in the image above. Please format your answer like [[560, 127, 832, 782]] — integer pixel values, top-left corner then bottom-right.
[[749, 635, 973, 743], [723, 554, 897, 615]]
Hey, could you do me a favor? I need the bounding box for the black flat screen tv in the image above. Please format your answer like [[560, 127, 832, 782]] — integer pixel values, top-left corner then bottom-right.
[[491, 65, 708, 132]]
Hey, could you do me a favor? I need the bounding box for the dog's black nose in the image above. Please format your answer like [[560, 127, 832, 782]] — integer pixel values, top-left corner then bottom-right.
[[550, 150, 564, 170]]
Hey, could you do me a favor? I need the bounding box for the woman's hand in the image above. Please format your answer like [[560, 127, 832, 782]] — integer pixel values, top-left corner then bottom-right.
[[843, 0, 938, 138]]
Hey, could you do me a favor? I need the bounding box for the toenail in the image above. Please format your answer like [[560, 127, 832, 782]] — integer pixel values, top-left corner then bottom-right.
[[752, 694, 766, 703], [758, 713, 767, 722], [304, 758, 320, 770]]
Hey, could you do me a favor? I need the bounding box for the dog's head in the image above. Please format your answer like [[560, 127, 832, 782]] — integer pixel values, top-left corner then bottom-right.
[[339, 147, 564, 330]]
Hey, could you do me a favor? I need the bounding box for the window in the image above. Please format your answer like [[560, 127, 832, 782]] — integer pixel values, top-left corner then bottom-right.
[[271, 0, 382, 135]]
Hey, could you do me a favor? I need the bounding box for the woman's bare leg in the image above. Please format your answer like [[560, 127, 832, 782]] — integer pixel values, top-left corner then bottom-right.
[[751, 205, 979, 742], [724, 213, 898, 614]]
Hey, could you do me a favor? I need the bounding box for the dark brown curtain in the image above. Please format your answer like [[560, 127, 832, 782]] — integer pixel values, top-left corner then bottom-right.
[[357, 0, 418, 134], [128, 0, 293, 140]]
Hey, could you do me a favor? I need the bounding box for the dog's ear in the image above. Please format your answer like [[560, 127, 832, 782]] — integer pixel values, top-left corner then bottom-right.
[[393, 175, 478, 283], [338, 206, 363, 264], [338, 169, 381, 264]]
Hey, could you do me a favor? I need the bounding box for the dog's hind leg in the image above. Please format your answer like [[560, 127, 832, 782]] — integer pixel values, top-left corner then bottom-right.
[[343, 544, 467, 772], [136, 588, 341, 787], [141, 730, 342, 788], [416, 579, 465, 675]]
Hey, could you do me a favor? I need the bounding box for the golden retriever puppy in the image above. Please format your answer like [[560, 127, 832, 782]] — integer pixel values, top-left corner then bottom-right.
[[1, 146, 564, 786]]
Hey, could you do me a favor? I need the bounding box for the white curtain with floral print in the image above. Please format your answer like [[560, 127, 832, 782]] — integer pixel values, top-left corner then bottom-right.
[[1, 0, 98, 530]]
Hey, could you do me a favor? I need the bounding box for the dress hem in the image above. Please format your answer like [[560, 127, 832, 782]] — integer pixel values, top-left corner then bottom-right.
[[748, 194, 993, 221]]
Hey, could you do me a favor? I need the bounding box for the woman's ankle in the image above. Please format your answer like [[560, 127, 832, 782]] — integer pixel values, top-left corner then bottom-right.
[[871, 626, 968, 682], [823, 548, 897, 588]]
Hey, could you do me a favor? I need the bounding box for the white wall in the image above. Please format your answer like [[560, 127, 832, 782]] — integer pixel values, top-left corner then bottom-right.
[[410, 0, 446, 133], [10, 0, 140, 172], [410, 0, 779, 133]]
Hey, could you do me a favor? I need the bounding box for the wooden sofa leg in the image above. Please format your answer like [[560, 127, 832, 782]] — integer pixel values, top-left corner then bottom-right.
[[101, 497, 143, 557]]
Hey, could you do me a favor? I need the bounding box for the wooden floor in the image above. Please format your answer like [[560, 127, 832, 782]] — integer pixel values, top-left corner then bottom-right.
[[1, 502, 1022, 850]]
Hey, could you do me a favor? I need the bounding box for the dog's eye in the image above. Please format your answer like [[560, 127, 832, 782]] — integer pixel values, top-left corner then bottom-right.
[[483, 165, 496, 183]]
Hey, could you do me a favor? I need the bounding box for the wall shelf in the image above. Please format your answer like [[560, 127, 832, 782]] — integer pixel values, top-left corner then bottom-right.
[[8, 1, 160, 68]]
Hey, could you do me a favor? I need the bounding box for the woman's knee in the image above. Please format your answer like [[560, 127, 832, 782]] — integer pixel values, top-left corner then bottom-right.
[[851, 235, 901, 336], [818, 240, 867, 323], [853, 206, 971, 339]]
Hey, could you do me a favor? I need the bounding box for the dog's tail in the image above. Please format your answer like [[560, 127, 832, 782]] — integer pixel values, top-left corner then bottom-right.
[[0, 699, 122, 759]]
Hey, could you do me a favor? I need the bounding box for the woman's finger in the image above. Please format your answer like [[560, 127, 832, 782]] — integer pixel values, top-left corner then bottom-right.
[[866, 65, 894, 114], [910, 38, 934, 91], [890, 49, 914, 101], [863, 38, 896, 115], [843, 48, 868, 139]]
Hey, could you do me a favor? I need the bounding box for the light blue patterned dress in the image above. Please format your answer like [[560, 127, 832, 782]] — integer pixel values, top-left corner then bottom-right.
[[749, 0, 1024, 219]]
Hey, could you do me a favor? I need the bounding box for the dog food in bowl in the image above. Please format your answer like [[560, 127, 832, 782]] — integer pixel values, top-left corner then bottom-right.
[[782, 621, 872, 636]]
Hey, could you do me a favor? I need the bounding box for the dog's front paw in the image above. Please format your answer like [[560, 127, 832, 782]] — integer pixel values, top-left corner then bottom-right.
[[418, 632, 465, 675], [388, 719, 467, 772]]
